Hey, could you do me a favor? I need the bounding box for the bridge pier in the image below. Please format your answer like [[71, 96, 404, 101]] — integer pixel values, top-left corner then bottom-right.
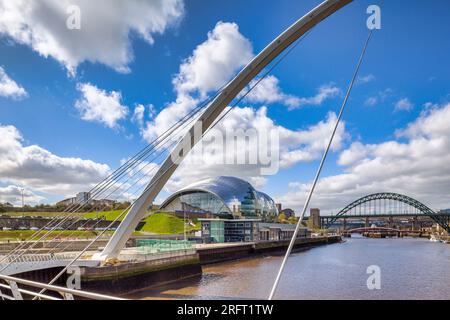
[[412, 216, 418, 231], [388, 216, 394, 228], [365, 217, 369, 228]]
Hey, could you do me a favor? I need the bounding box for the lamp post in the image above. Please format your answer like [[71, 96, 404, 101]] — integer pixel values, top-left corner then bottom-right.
[[20, 188, 25, 210]]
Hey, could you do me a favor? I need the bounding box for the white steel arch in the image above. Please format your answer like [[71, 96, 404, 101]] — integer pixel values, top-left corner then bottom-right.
[[96, 0, 353, 261]]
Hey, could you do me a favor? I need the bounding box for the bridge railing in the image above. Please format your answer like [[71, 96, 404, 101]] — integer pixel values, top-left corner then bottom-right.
[[1, 252, 84, 264], [0, 273, 125, 300]]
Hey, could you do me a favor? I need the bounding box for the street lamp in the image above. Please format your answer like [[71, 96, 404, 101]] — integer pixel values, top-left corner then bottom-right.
[[20, 188, 25, 210]]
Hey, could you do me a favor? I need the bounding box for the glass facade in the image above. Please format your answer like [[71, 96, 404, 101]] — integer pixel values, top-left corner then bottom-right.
[[179, 192, 229, 215], [209, 221, 225, 243], [200, 219, 259, 243], [160, 176, 278, 219], [136, 239, 195, 253]]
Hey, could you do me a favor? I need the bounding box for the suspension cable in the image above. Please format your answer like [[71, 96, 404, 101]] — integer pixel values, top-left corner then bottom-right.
[[268, 29, 374, 300]]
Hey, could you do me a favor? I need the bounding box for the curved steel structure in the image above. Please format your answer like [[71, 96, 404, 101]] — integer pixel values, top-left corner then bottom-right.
[[96, 0, 353, 261], [327, 192, 449, 231], [160, 176, 278, 218]]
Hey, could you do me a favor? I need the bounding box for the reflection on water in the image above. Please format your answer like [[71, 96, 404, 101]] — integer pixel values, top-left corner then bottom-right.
[[130, 236, 450, 300]]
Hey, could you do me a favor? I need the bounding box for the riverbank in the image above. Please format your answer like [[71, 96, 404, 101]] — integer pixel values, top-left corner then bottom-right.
[[128, 236, 450, 300], [81, 236, 340, 296]]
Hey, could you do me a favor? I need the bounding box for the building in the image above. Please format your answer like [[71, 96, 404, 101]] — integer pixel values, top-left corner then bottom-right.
[[259, 222, 310, 241], [199, 219, 311, 243], [56, 197, 77, 207], [76, 192, 91, 204], [310, 208, 321, 229], [56, 192, 114, 208], [200, 218, 260, 243], [280, 208, 295, 219], [160, 176, 278, 220], [276, 203, 282, 212]]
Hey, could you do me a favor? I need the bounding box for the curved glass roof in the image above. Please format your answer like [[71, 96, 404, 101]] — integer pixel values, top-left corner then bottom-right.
[[160, 176, 278, 218]]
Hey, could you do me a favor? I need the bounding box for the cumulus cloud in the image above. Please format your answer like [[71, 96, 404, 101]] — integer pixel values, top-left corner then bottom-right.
[[173, 21, 253, 97], [0, 66, 27, 99], [357, 74, 375, 85], [364, 96, 377, 107], [395, 97, 413, 112], [243, 75, 301, 108], [136, 20, 348, 193], [287, 84, 341, 111], [0, 0, 184, 75], [0, 124, 110, 197], [0, 185, 44, 206], [142, 21, 254, 141], [75, 83, 128, 129], [277, 102, 450, 213], [164, 107, 347, 192], [132, 104, 145, 127]]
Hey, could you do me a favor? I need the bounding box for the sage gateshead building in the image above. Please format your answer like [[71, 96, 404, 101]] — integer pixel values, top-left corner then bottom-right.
[[159, 176, 278, 220]]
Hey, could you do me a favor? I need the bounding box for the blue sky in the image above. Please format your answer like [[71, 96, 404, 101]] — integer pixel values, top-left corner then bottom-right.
[[0, 0, 449, 212]]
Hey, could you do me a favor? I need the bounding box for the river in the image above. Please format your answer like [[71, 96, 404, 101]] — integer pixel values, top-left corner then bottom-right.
[[131, 236, 450, 300]]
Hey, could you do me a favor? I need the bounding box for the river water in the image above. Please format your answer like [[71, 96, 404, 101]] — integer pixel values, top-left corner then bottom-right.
[[133, 236, 450, 300]]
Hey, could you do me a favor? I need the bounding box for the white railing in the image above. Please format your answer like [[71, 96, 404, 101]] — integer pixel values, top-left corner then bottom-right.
[[0, 273, 125, 300]]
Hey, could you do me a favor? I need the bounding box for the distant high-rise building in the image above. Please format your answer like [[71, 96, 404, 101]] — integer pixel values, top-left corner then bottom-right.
[[76, 192, 91, 204], [276, 203, 282, 213], [310, 208, 321, 229]]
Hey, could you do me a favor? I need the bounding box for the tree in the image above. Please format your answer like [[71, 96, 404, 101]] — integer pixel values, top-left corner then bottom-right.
[[277, 213, 286, 223]]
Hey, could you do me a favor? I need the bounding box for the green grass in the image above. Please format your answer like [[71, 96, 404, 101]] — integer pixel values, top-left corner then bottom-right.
[[1, 211, 85, 218], [0, 230, 113, 241], [83, 209, 129, 221], [0, 210, 201, 237], [140, 212, 200, 235], [1, 210, 128, 220]]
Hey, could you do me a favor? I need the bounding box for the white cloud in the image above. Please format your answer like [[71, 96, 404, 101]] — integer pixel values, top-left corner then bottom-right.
[[0, 185, 44, 206], [394, 97, 413, 112], [165, 107, 347, 192], [364, 88, 395, 107], [75, 83, 128, 129], [287, 84, 341, 110], [357, 74, 375, 85], [132, 104, 145, 127], [0, 124, 110, 197], [277, 102, 450, 213], [132, 103, 156, 128], [364, 96, 377, 106], [0, 66, 27, 99], [173, 21, 253, 97], [142, 21, 254, 141], [0, 0, 184, 75], [243, 75, 301, 108], [137, 20, 348, 193]]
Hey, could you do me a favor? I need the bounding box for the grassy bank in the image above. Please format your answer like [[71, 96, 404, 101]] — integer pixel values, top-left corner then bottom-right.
[[1, 211, 85, 218], [0, 230, 113, 241], [1, 210, 201, 238], [139, 212, 200, 234]]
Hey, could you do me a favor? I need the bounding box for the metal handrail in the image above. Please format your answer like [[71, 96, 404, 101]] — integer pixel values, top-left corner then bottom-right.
[[0, 273, 125, 300]]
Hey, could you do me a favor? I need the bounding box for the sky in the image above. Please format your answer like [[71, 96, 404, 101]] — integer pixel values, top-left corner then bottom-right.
[[0, 0, 449, 214]]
